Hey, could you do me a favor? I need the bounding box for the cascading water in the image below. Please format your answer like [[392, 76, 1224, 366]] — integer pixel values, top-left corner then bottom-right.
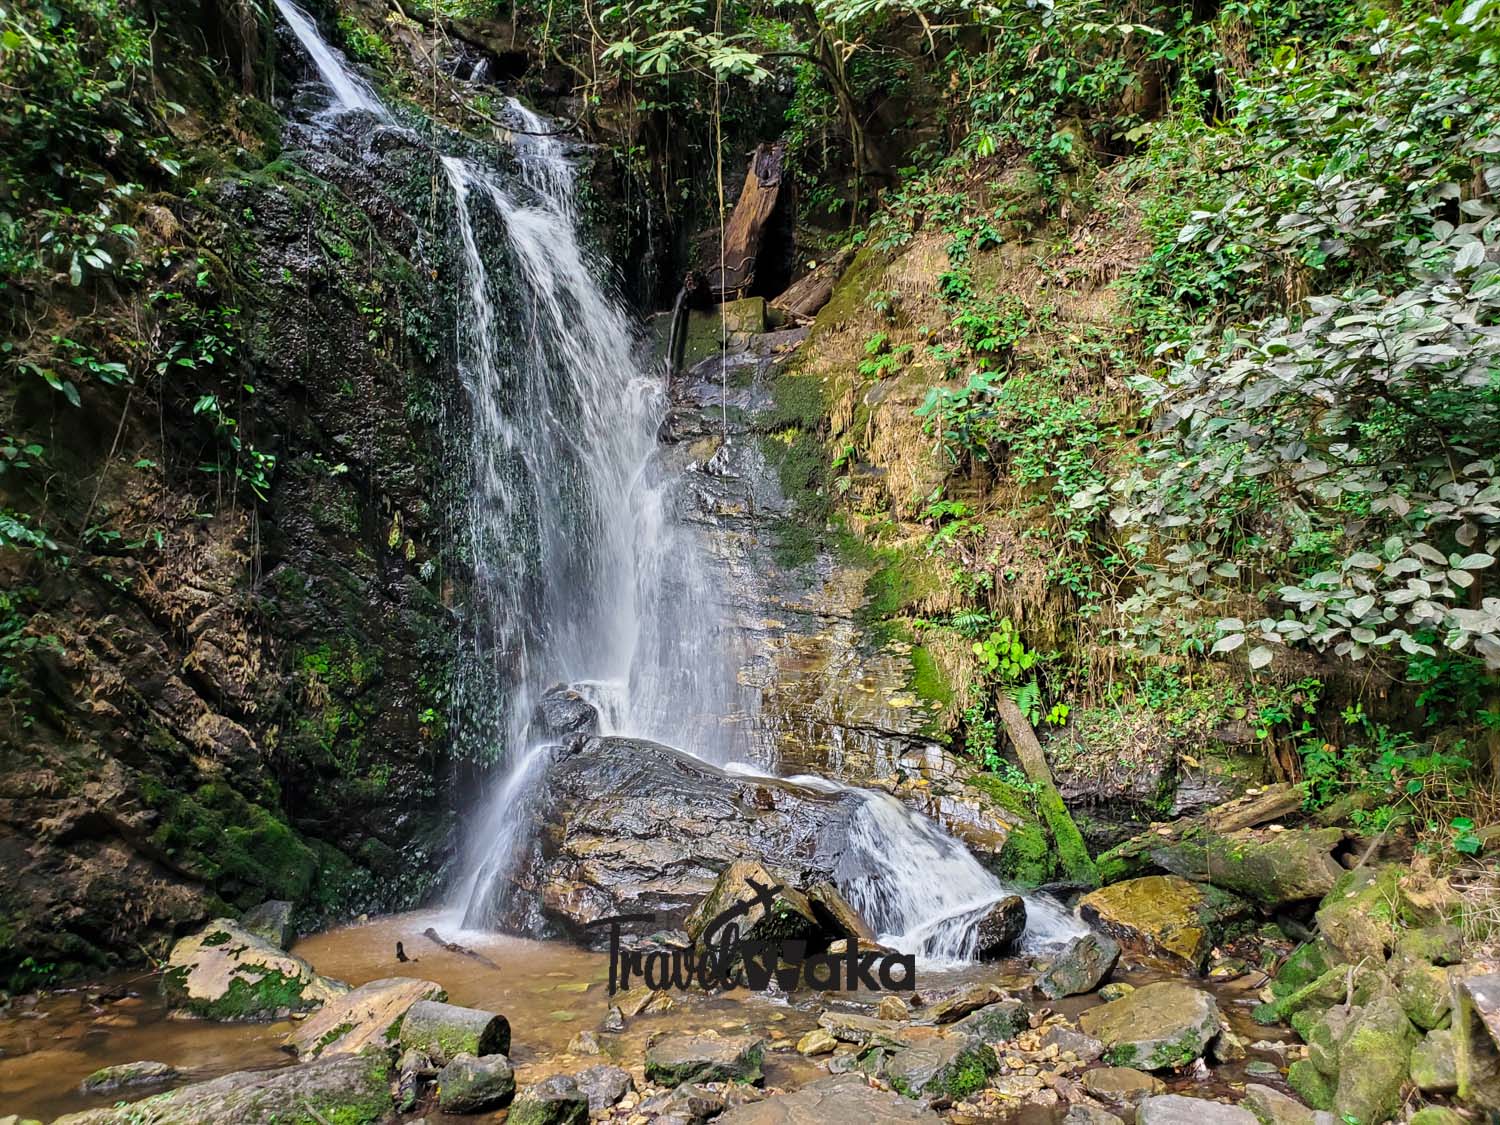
[[272, 6, 1083, 961]]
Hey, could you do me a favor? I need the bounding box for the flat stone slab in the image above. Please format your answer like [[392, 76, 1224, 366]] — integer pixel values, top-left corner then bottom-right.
[[1077, 876, 1248, 973], [716, 1074, 942, 1123], [286, 976, 445, 1058], [645, 1031, 766, 1086], [1137, 1095, 1258, 1125], [1078, 980, 1221, 1070]]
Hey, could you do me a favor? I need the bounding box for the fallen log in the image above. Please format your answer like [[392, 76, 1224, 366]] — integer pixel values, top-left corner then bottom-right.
[[422, 927, 500, 970]]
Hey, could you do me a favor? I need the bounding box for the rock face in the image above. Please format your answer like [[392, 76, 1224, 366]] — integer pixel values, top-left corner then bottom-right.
[[645, 1031, 767, 1086], [1036, 932, 1122, 998], [286, 976, 445, 1058], [52, 1052, 391, 1124], [716, 1073, 942, 1123], [398, 999, 511, 1064], [1077, 875, 1249, 972], [970, 895, 1026, 959], [483, 735, 866, 936], [437, 1053, 516, 1113], [1452, 972, 1500, 1111], [1078, 981, 1222, 1070], [162, 920, 347, 1020]]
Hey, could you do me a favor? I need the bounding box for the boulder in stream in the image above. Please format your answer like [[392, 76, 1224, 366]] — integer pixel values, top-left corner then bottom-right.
[[1036, 931, 1121, 998], [531, 685, 600, 741], [716, 1073, 942, 1123], [684, 858, 824, 944], [644, 1030, 767, 1085], [286, 976, 446, 1058], [971, 895, 1026, 959], [1077, 981, 1221, 1070], [1136, 1095, 1257, 1125], [508, 1073, 590, 1125], [52, 1052, 391, 1124], [161, 919, 347, 1020], [398, 998, 511, 1064], [572, 1063, 634, 1111], [78, 1060, 179, 1093], [885, 1035, 999, 1099], [436, 1052, 516, 1113], [481, 736, 865, 937], [1077, 875, 1250, 973]]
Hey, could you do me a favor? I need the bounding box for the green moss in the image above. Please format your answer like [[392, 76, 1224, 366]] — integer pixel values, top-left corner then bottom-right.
[[202, 929, 232, 947], [1035, 785, 1097, 886], [996, 819, 1052, 886], [1287, 1059, 1335, 1110], [908, 645, 954, 710], [314, 1020, 357, 1055], [1274, 942, 1329, 997], [943, 1044, 998, 1097]]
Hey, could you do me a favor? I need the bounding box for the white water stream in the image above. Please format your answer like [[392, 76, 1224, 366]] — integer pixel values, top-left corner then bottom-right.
[[272, 3, 1084, 961]]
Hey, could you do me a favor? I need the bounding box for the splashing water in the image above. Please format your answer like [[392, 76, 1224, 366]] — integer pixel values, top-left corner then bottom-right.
[[272, 12, 1083, 960]]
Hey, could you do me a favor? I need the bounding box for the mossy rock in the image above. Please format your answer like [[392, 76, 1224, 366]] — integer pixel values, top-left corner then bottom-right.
[[1330, 995, 1416, 1125], [1078, 982, 1221, 1071], [884, 1037, 998, 1099], [162, 920, 347, 1021], [1286, 1059, 1334, 1110], [1271, 943, 1328, 998], [1078, 876, 1249, 973], [1314, 864, 1450, 966]]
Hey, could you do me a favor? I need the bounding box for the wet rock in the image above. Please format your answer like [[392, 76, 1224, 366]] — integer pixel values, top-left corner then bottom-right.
[[950, 999, 1030, 1044], [643, 1082, 727, 1123], [78, 1060, 179, 1093], [1078, 1066, 1164, 1104], [1210, 1028, 1247, 1062], [497, 736, 863, 936], [645, 1031, 767, 1086], [602, 1004, 626, 1032], [568, 1028, 602, 1055], [1097, 828, 1346, 911], [508, 1073, 590, 1125], [1395, 951, 1453, 1029], [239, 900, 295, 950], [1077, 876, 1250, 973], [1286, 1059, 1334, 1110], [1136, 1095, 1256, 1125], [684, 858, 822, 945], [1314, 865, 1453, 966], [917, 982, 1006, 1024], [162, 919, 348, 1020], [1078, 982, 1221, 1071], [877, 995, 911, 1021], [1410, 1027, 1458, 1093], [1040, 1025, 1104, 1062], [798, 1027, 838, 1055], [1036, 932, 1121, 999], [806, 881, 878, 943], [531, 685, 600, 740], [398, 999, 510, 1064], [1452, 971, 1500, 1110], [287, 976, 445, 1058], [884, 1036, 998, 1100], [971, 895, 1026, 959], [1098, 982, 1133, 1002], [437, 1052, 516, 1113], [51, 1053, 390, 1124], [572, 1063, 634, 1111], [716, 1073, 941, 1122], [819, 1010, 907, 1046], [1064, 1105, 1125, 1125]]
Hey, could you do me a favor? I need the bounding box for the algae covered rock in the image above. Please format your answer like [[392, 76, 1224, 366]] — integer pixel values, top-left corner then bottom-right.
[[1097, 827, 1345, 911], [437, 1052, 516, 1113], [1036, 931, 1121, 999], [398, 999, 511, 1064], [1314, 864, 1452, 966], [1453, 970, 1500, 1111], [287, 976, 446, 1058], [78, 1060, 179, 1093], [1077, 875, 1249, 973], [162, 919, 347, 1020], [1410, 1026, 1458, 1093], [645, 1031, 766, 1085], [52, 1052, 391, 1124], [508, 1073, 590, 1125], [950, 998, 1030, 1044], [884, 1036, 998, 1100], [1078, 981, 1222, 1070], [1330, 994, 1417, 1124]]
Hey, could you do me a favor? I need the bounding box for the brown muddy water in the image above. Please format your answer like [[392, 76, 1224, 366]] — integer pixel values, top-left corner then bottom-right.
[[0, 911, 1298, 1122]]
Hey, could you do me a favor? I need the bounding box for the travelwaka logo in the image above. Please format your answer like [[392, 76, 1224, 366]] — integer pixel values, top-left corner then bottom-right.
[[590, 876, 917, 994]]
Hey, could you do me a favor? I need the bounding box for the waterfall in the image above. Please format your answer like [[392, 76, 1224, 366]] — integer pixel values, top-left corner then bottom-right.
[[272, 8, 1083, 961]]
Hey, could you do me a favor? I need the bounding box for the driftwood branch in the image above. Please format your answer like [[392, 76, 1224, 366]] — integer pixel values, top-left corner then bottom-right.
[[423, 926, 500, 970]]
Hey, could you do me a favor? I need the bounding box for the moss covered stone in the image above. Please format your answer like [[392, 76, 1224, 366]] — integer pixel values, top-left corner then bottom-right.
[[1286, 1059, 1334, 1110], [162, 919, 346, 1021], [1079, 982, 1221, 1071]]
